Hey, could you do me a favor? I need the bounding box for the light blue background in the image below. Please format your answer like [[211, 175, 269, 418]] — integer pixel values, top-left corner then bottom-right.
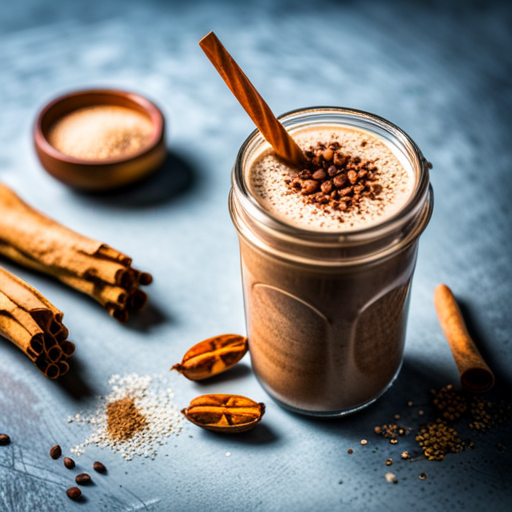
[[0, 1, 511, 510]]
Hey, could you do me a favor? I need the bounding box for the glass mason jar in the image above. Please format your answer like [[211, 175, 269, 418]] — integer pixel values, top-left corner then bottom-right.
[[229, 107, 433, 417]]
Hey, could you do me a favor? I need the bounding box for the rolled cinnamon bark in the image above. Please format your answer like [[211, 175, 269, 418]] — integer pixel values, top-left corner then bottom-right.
[[0, 265, 73, 378], [0, 182, 152, 322], [434, 284, 495, 393]]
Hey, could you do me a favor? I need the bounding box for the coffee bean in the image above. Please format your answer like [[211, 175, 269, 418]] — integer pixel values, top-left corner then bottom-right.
[[312, 169, 327, 180], [75, 473, 92, 485], [0, 434, 11, 446], [301, 180, 319, 195], [339, 186, 353, 197], [371, 183, 383, 195], [320, 180, 332, 194], [347, 170, 358, 184], [358, 169, 368, 178], [66, 487, 81, 500], [49, 445, 62, 459], [333, 153, 347, 166], [63, 457, 75, 469], [298, 169, 311, 179], [327, 165, 339, 177], [333, 174, 347, 188], [322, 149, 333, 161], [93, 461, 107, 474]]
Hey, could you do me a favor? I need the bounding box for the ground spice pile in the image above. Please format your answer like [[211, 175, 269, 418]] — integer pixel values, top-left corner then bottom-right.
[[69, 374, 183, 460], [106, 396, 148, 443], [285, 140, 383, 214]]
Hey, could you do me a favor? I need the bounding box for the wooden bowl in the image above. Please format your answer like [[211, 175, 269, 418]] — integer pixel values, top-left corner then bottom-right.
[[34, 89, 166, 190]]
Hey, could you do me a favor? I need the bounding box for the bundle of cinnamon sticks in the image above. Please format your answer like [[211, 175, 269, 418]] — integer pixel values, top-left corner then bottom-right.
[[0, 182, 152, 323], [0, 265, 74, 378]]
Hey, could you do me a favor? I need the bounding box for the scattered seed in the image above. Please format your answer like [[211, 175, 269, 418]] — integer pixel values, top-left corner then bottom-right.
[[386, 458, 393, 466], [66, 487, 81, 500], [390, 439, 398, 444], [0, 434, 11, 446], [394, 415, 400, 420], [360, 439, 368, 445], [93, 461, 107, 473], [347, 449, 353, 454], [407, 401, 414, 407], [75, 473, 92, 485], [385, 472, 396, 483], [63, 457, 75, 469], [50, 445, 62, 459], [419, 472, 427, 480], [401, 451, 410, 459], [418, 410, 424, 416]]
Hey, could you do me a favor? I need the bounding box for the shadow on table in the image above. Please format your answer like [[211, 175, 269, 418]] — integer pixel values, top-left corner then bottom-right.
[[71, 149, 198, 208], [201, 423, 279, 446], [287, 356, 455, 438], [457, 298, 512, 392], [54, 356, 95, 400], [191, 363, 253, 386], [123, 300, 170, 333]]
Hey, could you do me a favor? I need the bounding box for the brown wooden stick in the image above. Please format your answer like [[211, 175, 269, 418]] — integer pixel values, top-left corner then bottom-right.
[[434, 284, 495, 393], [199, 32, 306, 168]]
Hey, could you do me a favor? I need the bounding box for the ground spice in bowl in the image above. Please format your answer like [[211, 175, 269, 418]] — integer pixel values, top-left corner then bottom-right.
[[47, 106, 154, 161], [34, 89, 167, 190]]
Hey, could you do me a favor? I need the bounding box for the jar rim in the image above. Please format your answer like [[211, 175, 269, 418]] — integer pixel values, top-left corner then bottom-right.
[[232, 106, 431, 247]]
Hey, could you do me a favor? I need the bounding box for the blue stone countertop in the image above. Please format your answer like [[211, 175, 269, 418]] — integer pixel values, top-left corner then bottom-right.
[[1, 1, 511, 511]]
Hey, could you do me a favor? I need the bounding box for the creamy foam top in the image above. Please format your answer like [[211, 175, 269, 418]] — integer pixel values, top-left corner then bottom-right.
[[247, 126, 414, 232]]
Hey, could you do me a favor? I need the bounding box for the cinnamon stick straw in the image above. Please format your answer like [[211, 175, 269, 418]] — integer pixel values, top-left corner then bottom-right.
[[434, 284, 495, 393], [0, 182, 151, 322], [199, 31, 306, 168], [0, 265, 73, 378]]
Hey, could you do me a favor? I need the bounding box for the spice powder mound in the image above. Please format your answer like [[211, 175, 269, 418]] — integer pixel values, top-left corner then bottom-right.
[[106, 397, 148, 443], [69, 374, 183, 460]]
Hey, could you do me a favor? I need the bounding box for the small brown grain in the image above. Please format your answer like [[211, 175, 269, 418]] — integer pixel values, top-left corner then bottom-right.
[[75, 473, 92, 485], [66, 487, 81, 500], [93, 461, 107, 473], [0, 434, 11, 446], [50, 445, 62, 459], [63, 457, 75, 469]]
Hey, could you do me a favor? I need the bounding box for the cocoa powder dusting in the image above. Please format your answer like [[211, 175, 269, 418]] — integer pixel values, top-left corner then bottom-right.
[[106, 397, 148, 442]]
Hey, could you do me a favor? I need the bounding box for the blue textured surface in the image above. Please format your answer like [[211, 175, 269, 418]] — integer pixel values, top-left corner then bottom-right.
[[1, 1, 511, 510]]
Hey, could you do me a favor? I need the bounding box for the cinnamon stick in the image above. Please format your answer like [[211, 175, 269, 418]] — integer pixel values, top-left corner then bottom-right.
[[434, 284, 495, 393], [0, 182, 152, 322], [199, 31, 306, 168], [0, 265, 73, 378]]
